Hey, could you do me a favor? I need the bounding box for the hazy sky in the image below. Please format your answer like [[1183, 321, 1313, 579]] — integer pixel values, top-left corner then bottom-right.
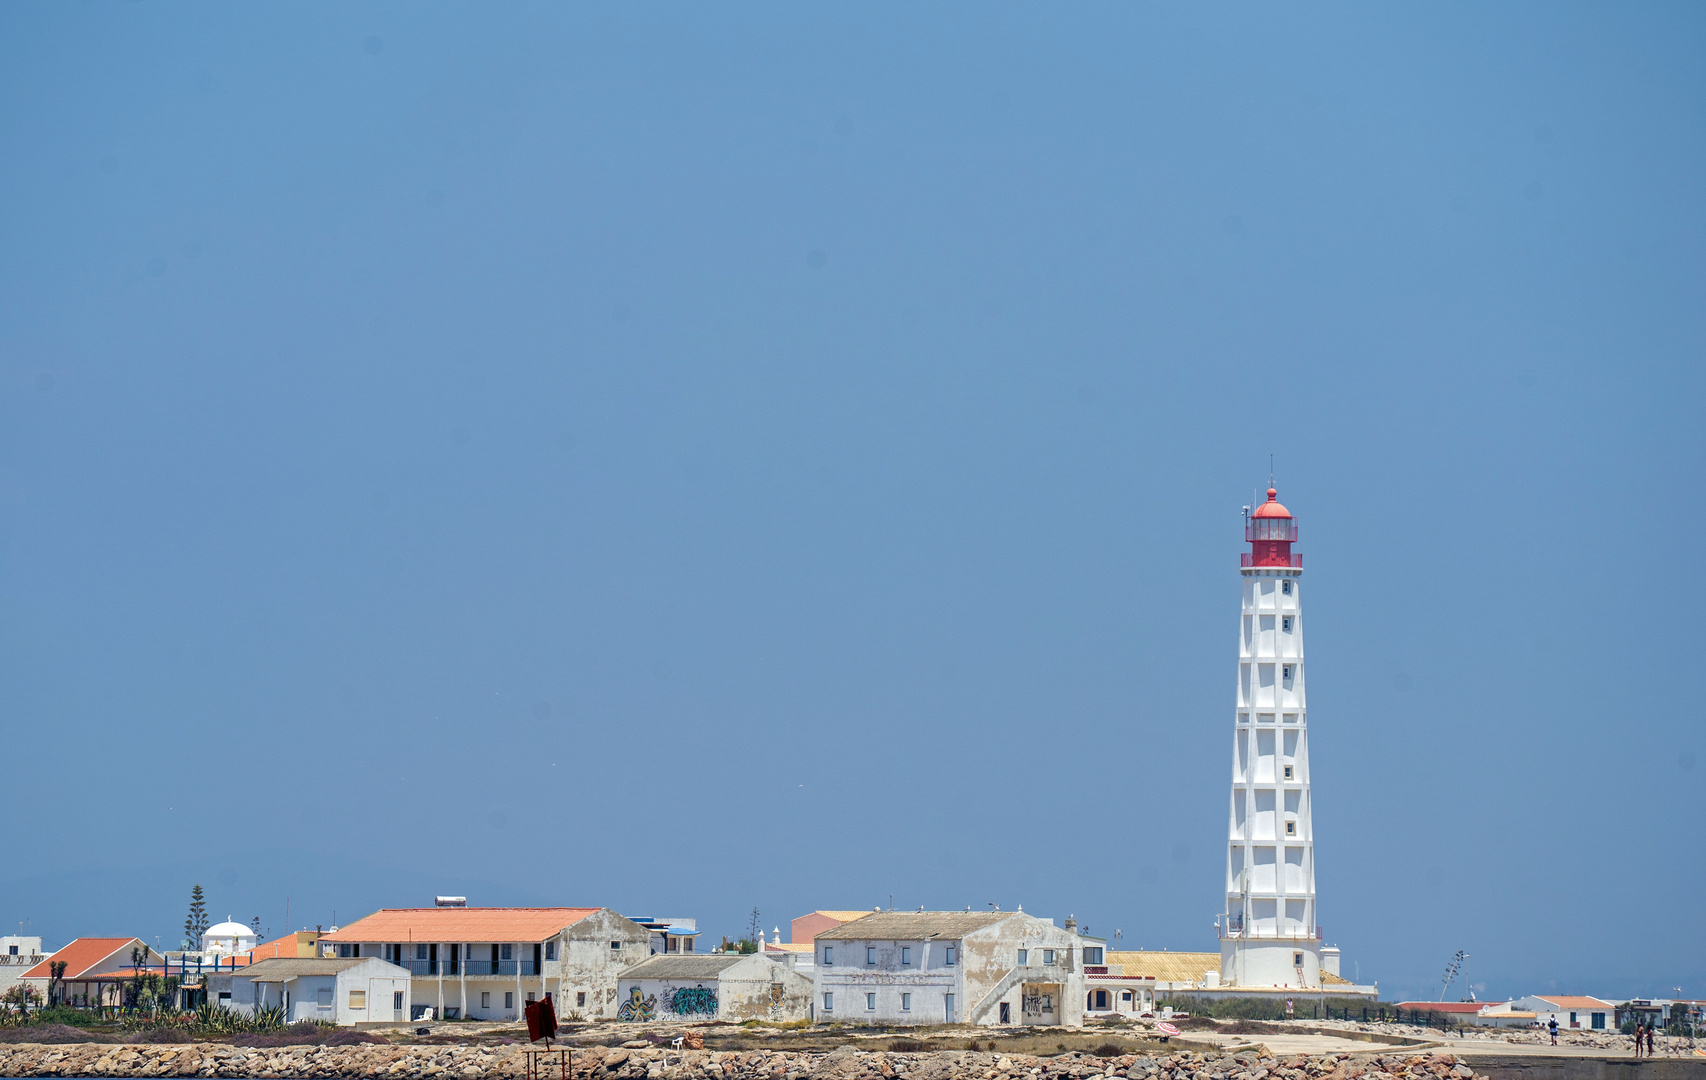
[[1, 4, 1701, 1005]]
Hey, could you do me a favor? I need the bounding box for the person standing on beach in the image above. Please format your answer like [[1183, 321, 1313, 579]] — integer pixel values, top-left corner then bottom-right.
[[1646, 1021, 1656, 1057], [1549, 1017, 1559, 1045]]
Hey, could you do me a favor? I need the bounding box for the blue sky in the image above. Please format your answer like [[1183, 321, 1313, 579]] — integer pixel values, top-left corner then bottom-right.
[[1, 4, 1701, 1005]]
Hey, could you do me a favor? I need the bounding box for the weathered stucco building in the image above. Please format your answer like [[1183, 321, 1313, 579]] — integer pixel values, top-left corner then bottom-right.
[[813, 911, 1085, 1028], [616, 953, 813, 1024], [320, 906, 652, 1021]]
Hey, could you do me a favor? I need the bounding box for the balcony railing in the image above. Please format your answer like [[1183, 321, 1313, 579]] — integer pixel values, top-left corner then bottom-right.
[[1216, 921, 1322, 941], [1241, 553, 1302, 568], [399, 959, 541, 977]]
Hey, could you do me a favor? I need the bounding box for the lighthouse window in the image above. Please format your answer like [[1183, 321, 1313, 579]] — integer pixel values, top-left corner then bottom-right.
[[1293, 952, 1304, 966], [1283, 665, 1293, 680], [1283, 765, 1294, 780], [1285, 820, 1296, 836], [1282, 617, 1292, 632], [1282, 581, 1292, 595]]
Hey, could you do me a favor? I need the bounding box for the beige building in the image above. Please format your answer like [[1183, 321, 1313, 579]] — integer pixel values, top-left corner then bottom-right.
[[321, 906, 651, 1021], [617, 953, 813, 1023], [814, 910, 1086, 1028]]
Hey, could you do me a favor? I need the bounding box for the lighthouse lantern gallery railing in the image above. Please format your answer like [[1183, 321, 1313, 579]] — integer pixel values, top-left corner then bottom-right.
[[1241, 552, 1302, 567]]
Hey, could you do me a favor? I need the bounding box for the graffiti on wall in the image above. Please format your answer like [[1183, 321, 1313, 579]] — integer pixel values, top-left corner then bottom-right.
[[664, 984, 718, 1016], [618, 987, 657, 1022], [1022, 992, 1055, 1017]]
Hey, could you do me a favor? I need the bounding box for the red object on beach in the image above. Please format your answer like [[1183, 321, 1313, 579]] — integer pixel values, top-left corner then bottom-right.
[[525, 995, 558, 1044], [1156, 1022, 1181, 1038]]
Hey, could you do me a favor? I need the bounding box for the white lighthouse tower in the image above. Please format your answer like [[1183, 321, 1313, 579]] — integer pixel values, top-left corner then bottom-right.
[[1220, 485, 1321, 989]]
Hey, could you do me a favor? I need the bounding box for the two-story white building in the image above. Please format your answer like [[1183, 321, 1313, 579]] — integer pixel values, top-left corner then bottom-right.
[[813, 910, 1086, 1028], [0, 937, 44, 1000], [320, 905, 652, 1021]]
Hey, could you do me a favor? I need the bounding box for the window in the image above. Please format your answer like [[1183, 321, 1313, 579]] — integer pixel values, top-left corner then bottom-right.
[[393, 991, 404, 1011], [501, 944, 513, 961], [1592, 1013, 1605, 1030], [526, 992, 536, 1004], [1283, 665, 1293, 679], [545, 941, 557, 961], [901, 947, 911, 966], [1043, 949, 1054, 965], [866, 946, 876, 965], [866, 993, 876, 1011], [1285, 820, 1296, 836], [1292, 952, 1304, 966], [1083, 947, 1104, 964], [415, 944, 429, 961], [482, 992, 491, 1009], [1282, 616, 1292, 632], [823, 993, 833, 1012], [505, 992, 514, 1009], [902, 993, 911, 1011], [576, 992, 586, 1008], [1090, 990, 1109, 1010], [610, 941, 621, 950], [338, 943, 353, 958], [1282, 581, 1292, 595], [1569, 1012, 1577, 1026], [1017, 949, 1029, 966], [217, 992, 231, 1004], [822, 946, 833, 966], [1283, 765, 1293, 780], [349, 990, 367, 1009], [316, 988, 333, 1008], [945, 947, 956, 966]]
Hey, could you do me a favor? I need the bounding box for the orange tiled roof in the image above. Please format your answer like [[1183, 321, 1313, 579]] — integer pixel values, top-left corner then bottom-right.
[[322, 907, 601, 943], [764, 942, 814, 953], [1535, 996, 1614, 1010], [22, 938, 142, 979], [247, 932, 319, 961]]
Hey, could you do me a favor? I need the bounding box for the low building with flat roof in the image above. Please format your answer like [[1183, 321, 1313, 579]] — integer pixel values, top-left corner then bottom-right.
[[213, 956, 411, 1025], [617, 953, 813, 1023]]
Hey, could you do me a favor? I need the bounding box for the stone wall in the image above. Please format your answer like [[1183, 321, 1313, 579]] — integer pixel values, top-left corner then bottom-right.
[[0, 1041, 1496, 1080]]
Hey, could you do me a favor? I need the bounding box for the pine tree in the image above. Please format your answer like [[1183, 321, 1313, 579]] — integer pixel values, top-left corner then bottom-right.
[[184, 884, 210, 951]]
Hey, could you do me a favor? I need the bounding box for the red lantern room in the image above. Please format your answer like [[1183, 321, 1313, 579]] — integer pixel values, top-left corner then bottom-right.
[[1243, 487, 1301, 568]]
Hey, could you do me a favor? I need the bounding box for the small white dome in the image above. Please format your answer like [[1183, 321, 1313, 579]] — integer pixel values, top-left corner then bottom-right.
[[203, 919, 258, 955]]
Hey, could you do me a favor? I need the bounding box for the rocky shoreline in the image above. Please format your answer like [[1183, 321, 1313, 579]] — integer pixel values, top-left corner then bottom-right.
[[0, 1043, 1492, 1080]]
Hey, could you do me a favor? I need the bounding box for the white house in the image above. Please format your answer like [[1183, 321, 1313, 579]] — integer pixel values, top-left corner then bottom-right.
[[616, 953, 813, 1023], [320, 905, 653, 1021], [813, 910, 1086, 1028], [1511, 995, 1615, 1031], [0, 937, 44, 1000], [217, 957, 411, 1025]]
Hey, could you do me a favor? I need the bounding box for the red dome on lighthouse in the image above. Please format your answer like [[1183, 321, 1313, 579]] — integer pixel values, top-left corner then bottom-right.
[[1252, 488, 1291, 519]]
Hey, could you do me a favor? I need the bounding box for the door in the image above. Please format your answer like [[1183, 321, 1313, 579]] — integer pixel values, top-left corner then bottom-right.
[[944, 993, 955, 1023], [999, 1002, 1011, 1024]]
